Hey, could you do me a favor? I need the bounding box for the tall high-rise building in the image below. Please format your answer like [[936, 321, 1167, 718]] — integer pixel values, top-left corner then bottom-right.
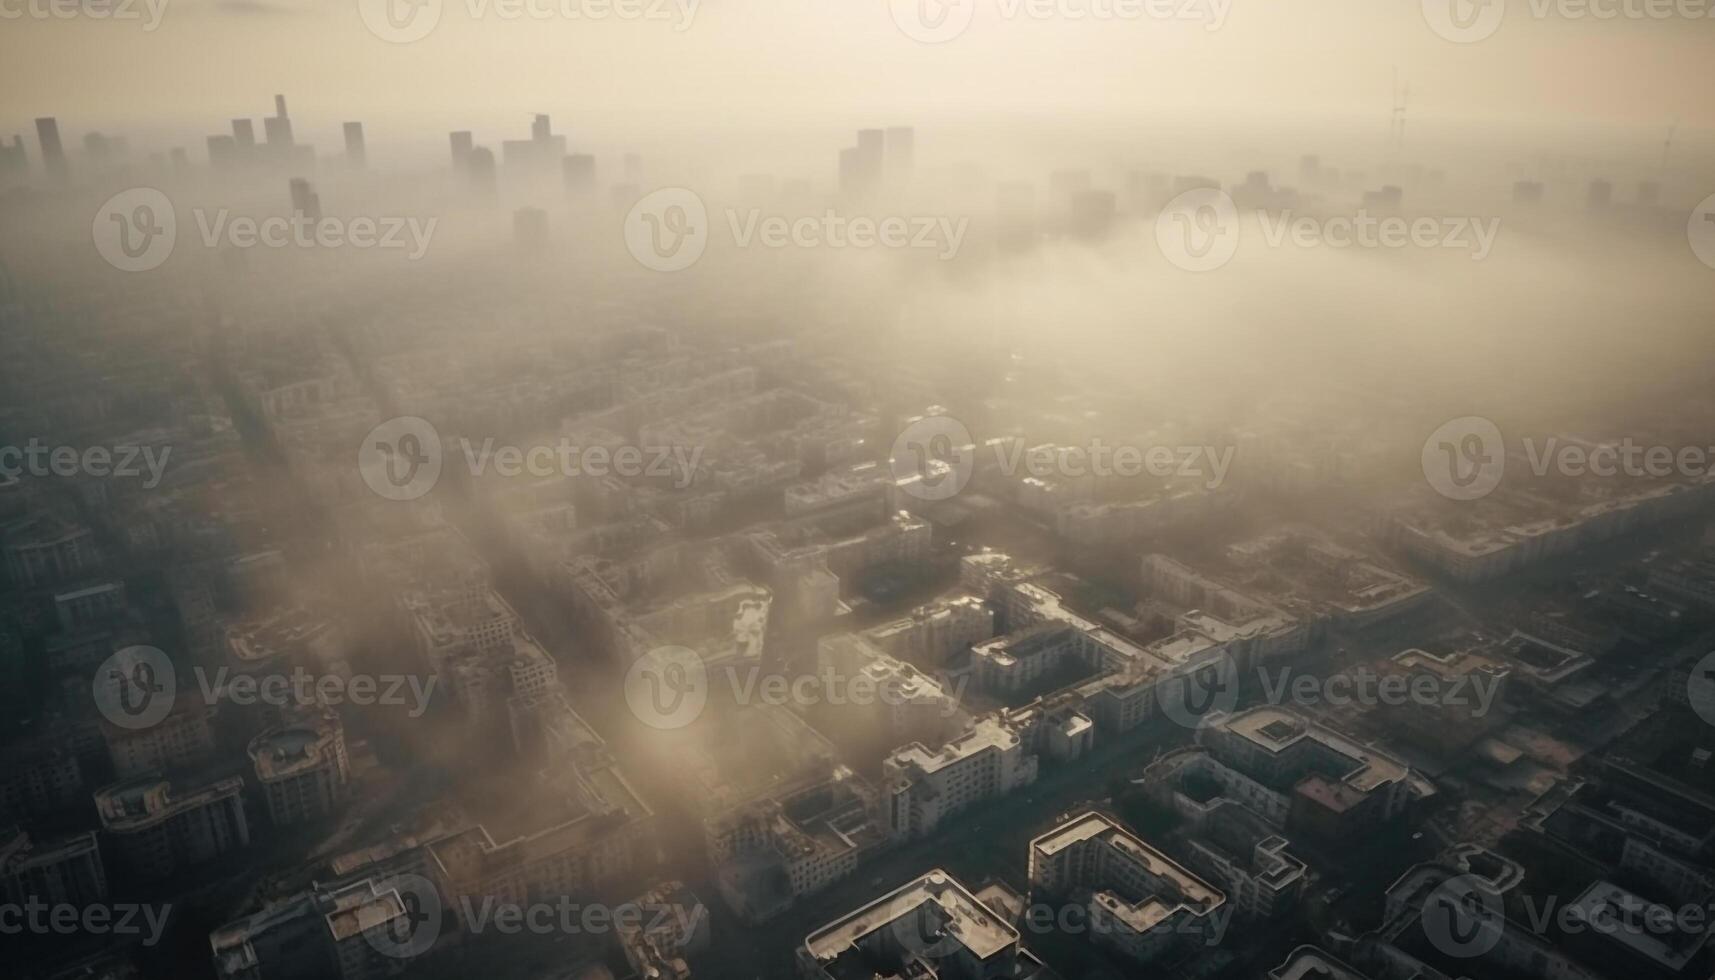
[[0, 136, 25, 175], [450, 130, 474, 175], [231, 119, 255, 151], [263, 94, 293, 150], [207, 135, 238, 171], [501, 114, 565, 172], [563, 153, 595, 192], [288, 177, 321, 221], [343, 122, 366, 168], [468, 145, 497, 199], [35, 118, 67, 180], [839, 129, 886, 197]]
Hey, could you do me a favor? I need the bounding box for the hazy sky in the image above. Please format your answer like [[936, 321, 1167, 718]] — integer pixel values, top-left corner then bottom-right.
[[3, 0, 1713, 154]]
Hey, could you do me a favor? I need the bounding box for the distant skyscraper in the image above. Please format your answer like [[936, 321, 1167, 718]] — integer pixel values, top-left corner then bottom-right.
[[563, 153, 595, 192], [263, 95, 293, 151], [232, 119, 256, 150], [1362, 185, 1404, 209], [83, 132, 126, 167], [1512, 180, 1544, 205], [35, 118, 67, 180], [207, 135, 238, 171], [884, 127, 914, 182], [501, 115, 565, 173], [1586, 178, 1612, 212], [288, 177, 321, 221], [0, 136, 25, 175], [343, 122, 366, 169], [840, 130, 885, 197], [450, 131, 474, 175], [467, 146, 497, 199]]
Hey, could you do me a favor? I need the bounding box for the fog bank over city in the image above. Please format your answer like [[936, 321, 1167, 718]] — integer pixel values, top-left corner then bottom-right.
[[5, 5, 1715, 980]]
